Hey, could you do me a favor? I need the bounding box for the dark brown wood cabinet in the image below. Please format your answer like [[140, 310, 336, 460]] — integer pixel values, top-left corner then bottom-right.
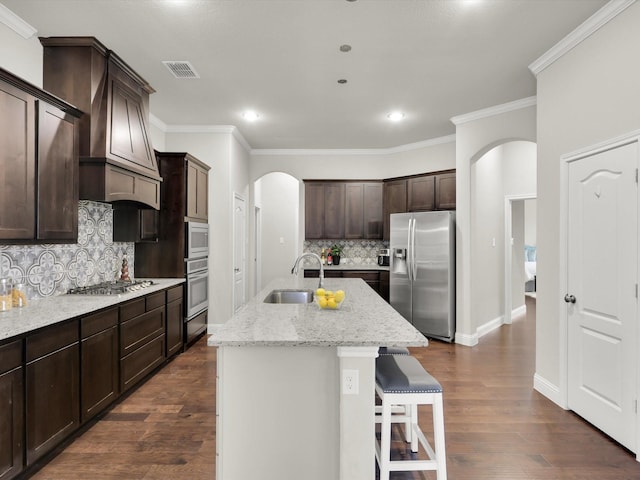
[[80, 308, 119, 423], [0, 68, 81, 243], [383, 179, 408, 240], [40, 37, 161, 209], [112, 208, 159, 243], [26, 320, 80, 466], [0, 340, 24, 480], [166, 286, 184, 358], [345, 182, 383, 240], [407, 175, 435, 211], [323, 183, 345, 239], [379, 270, 390, 302], [305, 182, 325, 240], [435, 172, 456, 210], [119, 292, 166, 393], [187, 159, 209, 221], [304, 269, 385, 298]]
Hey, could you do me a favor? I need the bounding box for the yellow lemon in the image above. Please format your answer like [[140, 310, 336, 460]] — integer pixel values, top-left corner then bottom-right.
[[315, 288, 326, 297], [327, 298, 337, 309], [325, 290, 334, 297], [318, 297, 328, 308], [335, 290, 345, 303]]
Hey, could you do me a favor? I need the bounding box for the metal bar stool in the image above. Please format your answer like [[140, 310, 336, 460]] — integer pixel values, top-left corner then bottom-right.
[[374, 354, 447, 479]]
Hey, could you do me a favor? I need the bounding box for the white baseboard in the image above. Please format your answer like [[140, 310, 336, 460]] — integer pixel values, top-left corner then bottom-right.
[[455, 331, 478, 346], [533, 373, 567, 409], [511, 304, 526, 319], [477, 315, 504, 338]]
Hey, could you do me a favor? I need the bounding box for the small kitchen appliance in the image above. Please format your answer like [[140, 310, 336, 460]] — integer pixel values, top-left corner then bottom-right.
[[377, 248, 390, 266]]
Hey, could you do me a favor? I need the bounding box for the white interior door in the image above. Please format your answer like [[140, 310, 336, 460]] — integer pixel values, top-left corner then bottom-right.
[[567, 141, 638, 452], [233, 194, 247, 312]]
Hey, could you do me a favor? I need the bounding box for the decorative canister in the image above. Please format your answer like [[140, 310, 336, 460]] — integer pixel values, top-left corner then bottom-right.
[[12, 283, 27, 308], [0, 278, 13, 312]]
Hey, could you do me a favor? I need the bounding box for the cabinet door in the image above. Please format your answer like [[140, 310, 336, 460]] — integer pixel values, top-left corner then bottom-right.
[[345, 183, 364, 239], [81, 308, 119, 423], [435, 172, 456, 210], [305, 182, 325, 239], [37, 102, 79, 241], [379, 270, 390, 302], [323, 183, 345, 239], [187, 160, 208, 221], [383, 179, 407, 240], [167, 297, 184, 358], [407, 175, 435, 211], [26, 342, 79, 465], [363, 182, 383, 239], [0, 80, 36, 240], [0, 340, 24, 480]]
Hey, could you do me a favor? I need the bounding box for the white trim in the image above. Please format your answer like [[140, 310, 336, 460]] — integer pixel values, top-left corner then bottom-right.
[[476, 315, 504, 339], [0, 4, 37, 39], [251, 134, 456, 157], [454, 331, 478, 347], [533, 373, 565, 408], [450, 97, 536, 126], [149, 113, 168, 132], [337, 346, 380, 358], [511, 304, 526, 320], [528, 0, 636, 76], [149, 118, 252, 153]]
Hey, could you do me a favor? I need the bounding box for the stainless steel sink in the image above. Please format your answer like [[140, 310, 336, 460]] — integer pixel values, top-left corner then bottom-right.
[[263, 289, 314, 304]]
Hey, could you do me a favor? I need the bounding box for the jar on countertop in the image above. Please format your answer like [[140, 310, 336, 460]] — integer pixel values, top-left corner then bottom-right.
[[0, 278, 13, 311], [12, 283, 27, 308]]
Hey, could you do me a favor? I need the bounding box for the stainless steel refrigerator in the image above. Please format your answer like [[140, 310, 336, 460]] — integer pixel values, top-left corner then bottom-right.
[[390, 211, 455, 342]]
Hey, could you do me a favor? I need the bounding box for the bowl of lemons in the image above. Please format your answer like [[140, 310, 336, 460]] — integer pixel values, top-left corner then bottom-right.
[[314, 288, 345, 310]]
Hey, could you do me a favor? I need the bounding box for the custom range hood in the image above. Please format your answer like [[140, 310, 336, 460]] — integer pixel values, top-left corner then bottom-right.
[[40, 37, 161, 209]]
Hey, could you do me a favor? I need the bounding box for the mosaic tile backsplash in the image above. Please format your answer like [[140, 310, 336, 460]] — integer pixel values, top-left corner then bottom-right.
[[0, 201, 134, 300], [303, 239, 388, 266]]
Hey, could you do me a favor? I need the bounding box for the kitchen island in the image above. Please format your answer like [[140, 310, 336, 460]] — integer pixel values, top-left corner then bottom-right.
[[209, 276, 427, 480]]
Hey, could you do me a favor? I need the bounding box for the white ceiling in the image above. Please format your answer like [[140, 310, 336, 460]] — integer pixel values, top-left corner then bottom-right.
[[2, 0, 607, 150]]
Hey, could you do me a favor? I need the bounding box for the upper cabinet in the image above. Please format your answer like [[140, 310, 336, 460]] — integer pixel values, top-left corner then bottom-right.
[[305, 181, 382, 240], [40, 37, 161, 209], [383, 170, 456, 239], [186, 158, 209, 221], [0, 67, 82, 243]]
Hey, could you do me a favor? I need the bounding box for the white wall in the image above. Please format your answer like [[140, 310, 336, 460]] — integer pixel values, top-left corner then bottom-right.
[[511, 201, 526, 307], [535, 2, 640, 400], [524, 199, 537, 246], [471, 141, 536, 330], [255, 173, 299, 288]]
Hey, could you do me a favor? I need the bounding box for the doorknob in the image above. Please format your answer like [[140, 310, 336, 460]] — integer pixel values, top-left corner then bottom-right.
[[564, 294, 576, 304], [234, 268, 240, 272]]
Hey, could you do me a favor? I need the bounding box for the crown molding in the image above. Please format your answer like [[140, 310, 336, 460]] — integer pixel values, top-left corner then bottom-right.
[[0, 3, 37, 39], [528, 0, 636, 76], [250, 134, 456, 157], [450, 96, 537, 126]]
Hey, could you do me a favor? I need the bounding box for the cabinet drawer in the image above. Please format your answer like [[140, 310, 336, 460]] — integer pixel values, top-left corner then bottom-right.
[[146, 291, 165, 311], [120, 298, 145, 322], [0, 339, 22, 374], [120, 308, 165, 357], [167, 285, 183, 303], [26, 320, 79, 362], [120, 334, 165, 393], [81, 307, 118, 339]]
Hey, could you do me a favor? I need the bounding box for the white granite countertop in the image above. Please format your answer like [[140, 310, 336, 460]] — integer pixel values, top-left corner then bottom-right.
[[0, 278, 184, 341], [208, 277, 427, 347]]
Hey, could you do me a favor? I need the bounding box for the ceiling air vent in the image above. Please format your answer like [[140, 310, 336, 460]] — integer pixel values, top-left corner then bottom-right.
[[162, 61, 200, 79]]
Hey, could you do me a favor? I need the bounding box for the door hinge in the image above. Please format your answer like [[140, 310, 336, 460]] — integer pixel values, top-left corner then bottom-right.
[[635, 399, 638, 414], [636, 168, 638, 183], [636, 284, 638, 298]]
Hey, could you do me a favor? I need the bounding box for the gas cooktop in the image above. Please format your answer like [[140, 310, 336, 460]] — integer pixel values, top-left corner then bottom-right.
[[67, 280, 155, 295]]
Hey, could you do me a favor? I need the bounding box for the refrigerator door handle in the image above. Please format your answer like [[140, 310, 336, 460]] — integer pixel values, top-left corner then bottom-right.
[[411, 217, 417, 281], [407, 217, 413, 282]]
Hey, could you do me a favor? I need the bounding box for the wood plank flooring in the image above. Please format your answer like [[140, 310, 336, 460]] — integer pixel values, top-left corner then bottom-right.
[[29, 311, 640, 479]]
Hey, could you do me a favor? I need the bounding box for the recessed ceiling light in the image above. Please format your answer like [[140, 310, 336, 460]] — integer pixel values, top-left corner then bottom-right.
[[339, 44, 352, 53], [337, 79, 348, 84], [387, 112, 405, 122], [243, 111, 260, 121]]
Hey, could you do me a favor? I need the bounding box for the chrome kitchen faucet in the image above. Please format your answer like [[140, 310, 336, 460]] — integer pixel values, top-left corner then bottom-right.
[[291, 253, 324, 288]]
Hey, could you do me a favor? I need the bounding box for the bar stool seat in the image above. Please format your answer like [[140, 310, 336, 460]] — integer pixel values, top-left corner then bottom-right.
[[378, 346, 410, 355], [375, 354, 447, 479]]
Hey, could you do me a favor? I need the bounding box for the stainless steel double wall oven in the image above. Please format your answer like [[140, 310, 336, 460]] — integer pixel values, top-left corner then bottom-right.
[[184, 222, 209, 342]]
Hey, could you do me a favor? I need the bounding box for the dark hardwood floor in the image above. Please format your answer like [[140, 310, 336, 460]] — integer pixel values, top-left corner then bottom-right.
[[29, 309, 640, 479]]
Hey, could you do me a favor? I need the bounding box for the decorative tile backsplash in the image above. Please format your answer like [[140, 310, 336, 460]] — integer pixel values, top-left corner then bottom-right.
[[303, 239, 388, 266], [0, 201, 134, 300]]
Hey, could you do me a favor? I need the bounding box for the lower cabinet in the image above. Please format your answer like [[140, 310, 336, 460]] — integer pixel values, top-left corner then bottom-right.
[[304, 269, 386, 298], [81, 308, 119, 423], [119, 292, 166, 393], [0, 341, 23, 480], [379, 271, 390, 303], [26, 320, 80, 466], [166, 286, 184, 358]]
